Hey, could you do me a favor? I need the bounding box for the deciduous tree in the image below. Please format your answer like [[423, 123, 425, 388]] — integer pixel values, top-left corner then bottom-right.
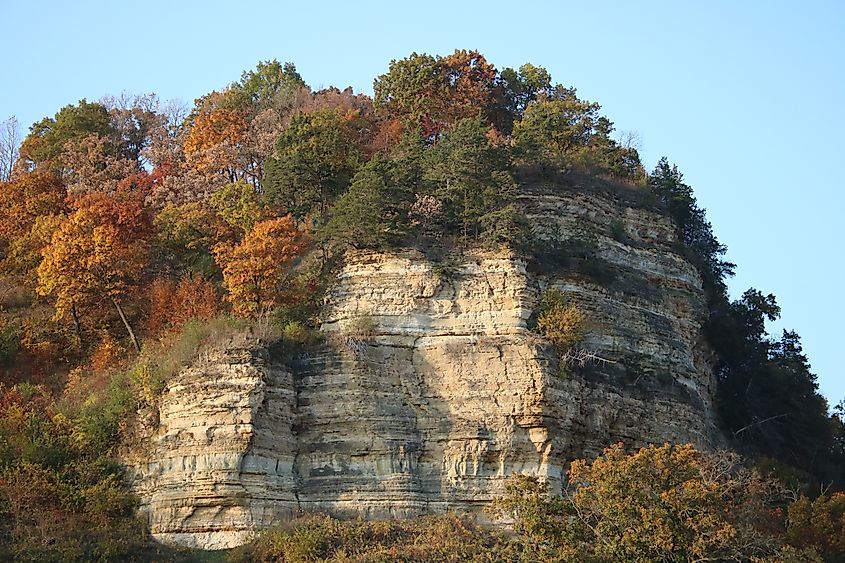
[[36, 193, 151, 350], [492, 443, 797, 562], [18, 100, 116, 172], [214, 216, 310, 317]]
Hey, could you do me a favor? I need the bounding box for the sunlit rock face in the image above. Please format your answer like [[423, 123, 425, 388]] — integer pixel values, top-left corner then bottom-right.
[[126, 184, 720, 549]]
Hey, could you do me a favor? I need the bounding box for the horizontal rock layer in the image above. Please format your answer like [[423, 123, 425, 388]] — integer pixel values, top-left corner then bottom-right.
[[127, 186, 720, 549]]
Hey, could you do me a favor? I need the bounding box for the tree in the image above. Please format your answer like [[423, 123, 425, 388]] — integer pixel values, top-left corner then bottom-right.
[[707, 288, 843, 487], [59, 133, 140, 195], [263, 109, 362, 220], [153, 201, 235, 276], [228, 60, 307, 112], [499, 63, 553, 118], [18, 100, 116, 172], [513, 95, 601, 170], [208, 180, 269, 233], [649, 158, 734, 298], [492, 443, 797, 562], [0, 116, 21, 181], [102, 92, 166, 165], [146, 276, 220, 336], [36, 193, 151, 351], [786, 492, 845, 561], [423, 116, 517, 242], [373, 50, 498, 138], [214, 216, 310, 317], [318, 155, 410, 249], [183, 101, 249, 183], [0, 171, 66, 244]]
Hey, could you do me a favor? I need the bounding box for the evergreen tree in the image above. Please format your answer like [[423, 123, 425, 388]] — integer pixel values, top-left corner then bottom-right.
[[318, 155, 410, 250], [263, 109, 361, 220], [649, 158, 734, 299], [422, 116, 517, 242]]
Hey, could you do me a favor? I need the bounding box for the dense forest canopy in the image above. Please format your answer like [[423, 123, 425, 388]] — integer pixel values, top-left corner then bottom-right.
[[0, 50, 843, 561]]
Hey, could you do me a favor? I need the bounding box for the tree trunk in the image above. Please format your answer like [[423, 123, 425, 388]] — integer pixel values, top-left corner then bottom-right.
[[112, 297, 141, 352], [70, 303, 83, 347]]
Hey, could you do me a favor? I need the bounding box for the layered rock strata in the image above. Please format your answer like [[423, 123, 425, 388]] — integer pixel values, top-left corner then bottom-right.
[[127, 186, 720, 549]]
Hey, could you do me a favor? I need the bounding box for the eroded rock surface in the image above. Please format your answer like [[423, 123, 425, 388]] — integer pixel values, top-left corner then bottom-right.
[[127, 186, 721, 549]]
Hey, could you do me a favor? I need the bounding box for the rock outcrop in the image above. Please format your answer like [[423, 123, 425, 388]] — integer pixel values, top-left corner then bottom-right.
[[126, 184, 721, 549]]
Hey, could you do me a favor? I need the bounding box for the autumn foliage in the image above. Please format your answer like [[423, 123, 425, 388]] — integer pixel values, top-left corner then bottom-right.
[[214, 216, 310, 317], [36, 193, 151, 350], [0, 52, 841, 559], [491, 443, 829, 562], [146, 276, 220, 335]]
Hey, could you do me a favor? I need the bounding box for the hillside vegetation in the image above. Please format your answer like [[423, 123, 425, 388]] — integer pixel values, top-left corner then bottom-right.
[[0, 50, 843, 561]]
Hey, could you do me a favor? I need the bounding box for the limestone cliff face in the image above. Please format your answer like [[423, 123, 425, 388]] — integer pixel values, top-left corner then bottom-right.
[[127, 186, 721, 549]]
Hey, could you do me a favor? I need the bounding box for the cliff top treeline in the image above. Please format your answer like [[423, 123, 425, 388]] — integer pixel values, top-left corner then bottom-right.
[[0, 50, 843, 561]]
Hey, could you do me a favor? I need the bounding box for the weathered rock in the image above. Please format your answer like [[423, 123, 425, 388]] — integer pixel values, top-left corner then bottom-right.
[[126, 186, 721, 549]]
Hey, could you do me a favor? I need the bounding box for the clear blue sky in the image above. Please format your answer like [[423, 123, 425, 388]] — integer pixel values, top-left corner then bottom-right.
[[2, 1, 842, 404]]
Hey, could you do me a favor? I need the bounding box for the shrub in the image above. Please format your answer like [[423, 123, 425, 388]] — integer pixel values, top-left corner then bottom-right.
[[346, 313, 377, 342], [491, 443, 804, 562], [0, 320, 20, 367], [146, 275, 221, 336], [534, 289, 585, 350], [131, 315, 247, 405], [786, 492, 845, 561], [90, 333, 125, 374], [231, 513, 514, 563]]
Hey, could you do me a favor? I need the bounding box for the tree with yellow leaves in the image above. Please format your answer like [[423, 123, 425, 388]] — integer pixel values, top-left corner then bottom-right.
[[214, 216, 310, 318], [36, 193, 151, 351], [491, 443, 808, 562]]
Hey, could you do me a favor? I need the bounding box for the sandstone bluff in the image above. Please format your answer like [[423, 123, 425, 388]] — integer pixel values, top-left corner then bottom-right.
[[125, 185, 721, 549]]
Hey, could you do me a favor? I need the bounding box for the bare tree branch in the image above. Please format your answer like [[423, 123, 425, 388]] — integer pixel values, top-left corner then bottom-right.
[[0, 116, 21, 181]]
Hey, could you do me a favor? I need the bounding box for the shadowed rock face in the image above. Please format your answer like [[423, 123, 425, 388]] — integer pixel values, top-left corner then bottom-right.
[[126, 188, 721, 549]]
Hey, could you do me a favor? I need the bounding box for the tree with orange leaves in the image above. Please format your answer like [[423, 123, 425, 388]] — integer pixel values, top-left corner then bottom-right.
[[0, 171, 66, 243], [36, 193, 151, 351], [0, 171, 67, 278], [214, 216, 310, 318], [183, 101, 249, 182]]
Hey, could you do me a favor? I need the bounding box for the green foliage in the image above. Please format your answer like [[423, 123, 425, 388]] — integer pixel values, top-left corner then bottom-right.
[[209, 180, 268, 233], [422, 115, 519, 242], [0, 319, 20, 367], [318, 155, 411, 249], [499, 63, 553, 118], [649, 157, 735, 298], [707, 290, 844, 487], [264, 108, 362, 220], [0, 382, 151, 561], [512, 91, 644, 180], [647, 159, 842, 487], [71, 371, 134, 454], [19, 99, 115, 170], [229, 59, 306, 111], [373, 52, 442, 129], [153, 202, 229, 277]]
